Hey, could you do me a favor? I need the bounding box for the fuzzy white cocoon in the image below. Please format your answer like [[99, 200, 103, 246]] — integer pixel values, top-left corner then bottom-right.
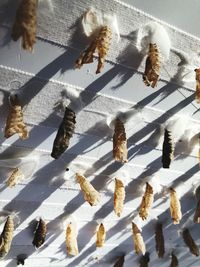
[[137, 21, 171, 61], [82, 7, 120, 41]]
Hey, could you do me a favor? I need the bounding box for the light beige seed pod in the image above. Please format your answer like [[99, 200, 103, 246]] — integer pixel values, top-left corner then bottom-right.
[[76, 173, 100, 206], [66, 222, 79, 256], [0, 216, 14, 258], [114, 178, 125, 217], [169, 188, 182, 224], [139, 182, 154, 220], [96, 223, 106, 248], [6, 168, 24, 188], [132, 222, 146, 255]]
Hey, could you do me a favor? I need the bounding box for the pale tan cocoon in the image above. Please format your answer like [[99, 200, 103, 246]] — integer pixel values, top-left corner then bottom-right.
[[169, 188, 182, 224], [132, 222, 146, 255], [6, 168, 24, 188], [96, 223, 106, 247], [139, 182, 154, 220], [66, 223, 79, 256], [0, 216, 14, 258], [114, 178, 125, 217], [195, 69, 200, 103]]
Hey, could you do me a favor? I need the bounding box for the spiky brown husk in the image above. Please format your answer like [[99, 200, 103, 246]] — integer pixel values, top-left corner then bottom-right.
[[32, 218, 47, 248], [66, 223, 79, 256], [139, 183, 154, 220], [162, 129, 174, 168], [113, 118, 128, 163], [143, 43, 160, 88], [114, 178, 125, 217], [155, 222, 165, 258], [51, 107, 76, 159], [75, 26, 112, 74], [0, 216, 14, 258], [169, 188, 182, 224], [96, 223, 106, 247], [132, 222, 146, 255], [182, 228, 199, 256], [4, 95, 28, 140], [12, 0, 38, 52]]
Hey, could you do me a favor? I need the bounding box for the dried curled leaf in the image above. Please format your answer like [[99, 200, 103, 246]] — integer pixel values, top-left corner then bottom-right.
[[139, 252, 150, 267], [113, 255, 125, 267], [75, 26, 112, 74], [170, 188, 182, 224], [4, 95, 29, 140], [6, 168, 24, 188], [11, 0, 38, 52], [113, 118, 128, 163], [195, 69, 200, 103], [194, 198, 200, 223], [66, 222, 79, 256], [114, 178, 125, 217], [143, 43, 160, 88], [155, 222, 165, 258], [51, 107, 76, 159], [0, 216, 14, 258], [96, 223, 106, 247], [32, 218, 47, 248], [76, 173, 100, 206], [170, 252, 179, 267], [139, 182, 154, 220], [182, 228, 199, 256], [162, 129, 174, 168], [132, 222, 146, 255]]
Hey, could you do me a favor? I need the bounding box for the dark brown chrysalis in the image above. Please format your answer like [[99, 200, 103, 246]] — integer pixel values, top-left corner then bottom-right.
[[32, 218, 47, 248], [182, 228, 199, 256], [155, 222, 165, 258], [194, 69, 200, 103], [51, 107, 76, 159], [139, 252, 150, 267], [4, 94, 29, 140], [0, 216, 14, 258], [143, 43, 160, 88], [170, 252, 179, 267], [17, 254, 27, 266], [194, 198, 200, 223], [113, 255, 125, 267], [162, 129, 174, 168], [12, 0, 38, 52], [113, 118, 128, 163], [75, 26, 112, 74]]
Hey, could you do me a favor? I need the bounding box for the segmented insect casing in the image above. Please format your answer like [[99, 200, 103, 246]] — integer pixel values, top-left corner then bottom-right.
[[139, 182, 154, 220], [195, 69, 200, 103], [132, 222, 146, 255], [11, 0, 38, 52], [75, 26, 112, 74], [162, 129, 174, 168], [76, 173, 100, 206], [169, 188, 182, 224], [0, 216, 14, 258], [32, 218, 47, 248], [182, 228, 199, 256], [155, 222, 165, 258], [51, 107, 76, 159], [170, 252, 179, 267], [113, 118, 128, 163], [6, 168, 24, 188], [4, 94, 28, 140], [143, 43, 160, 88], [114, 178, 125, 217], [139, 252, 150, 267], [194, 198, 200, 223], [113, 255, 125, 267], [96, 223, 106, 247], [66, 222, 79, 256]]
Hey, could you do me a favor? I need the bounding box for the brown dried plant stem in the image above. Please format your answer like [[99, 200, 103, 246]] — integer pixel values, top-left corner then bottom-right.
[[182, 228, 199, 256], [169, 188, 182, 224], [0, 216, 14, 258], [114, 178, 125, 217], [66, 223, 79, 256], [75, 26, 112, 74], [139, 182, 154, 220], [32, 218, 47, 248], [96, 223, 106, 247], [132, 222, 146, 255], [12, 0, 38, 52], [113, 118, 128, 163], [162, 129, 174, 168], [143, 43, 160, 88]]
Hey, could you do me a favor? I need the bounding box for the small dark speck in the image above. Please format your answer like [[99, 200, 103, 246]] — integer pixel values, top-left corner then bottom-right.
[[66, 168, 69, 171]]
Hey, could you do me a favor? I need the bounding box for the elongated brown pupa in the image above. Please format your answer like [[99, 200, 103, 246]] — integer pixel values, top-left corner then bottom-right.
[[114, 178, 125, 217], [132, 222, 146, 255], [170, 252, 179, 267], [182, 228, 199, 256], [169, 188, 182, 224], [6, 168, 24, 188], [143, 43, 160, 88], [4, 94, 28, 140], [0, 216, 14, 258], [11, 0, 38, 52], [139, 182, 154, 220], [155, 222, 165, 258], [51, 107, 76, 159], [113, 118, 128, 163], [76, 173, 100, 206], [32, 218, 47, 248], [195, 69, 200, 103], [66, 222, 79, 256], [139, 252, 150, 267], [96, 223, 106, 247], [113, 255, 125, 267], [194, 198, 200, 223], [76, 26, 112, 74], [162, 129, 174, 168]]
